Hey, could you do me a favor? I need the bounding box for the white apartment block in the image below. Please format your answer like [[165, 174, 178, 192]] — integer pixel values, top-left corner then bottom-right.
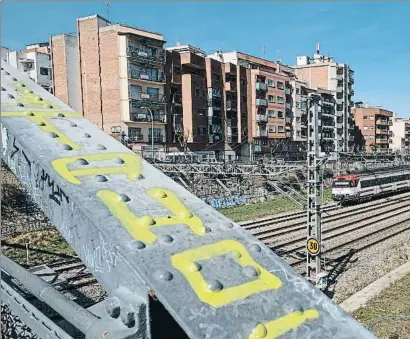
[[293, 44, 355, 152], [391, 115, 410, 153], [1, 43, 53, 93]]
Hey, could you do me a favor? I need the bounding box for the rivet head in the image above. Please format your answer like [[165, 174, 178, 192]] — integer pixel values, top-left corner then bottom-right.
[[16, 82, 24, 87], [139, 216, 155, 226], [178, 210, 193, 218], [207, 280, 223, 292], [11, 77, 18, 81], [249, 323, 267, 339], [84, 133, 91, 138], [48, 132, 58, 138], [1, 87, 6, 91], [62, 144, 73, 150], [97, 144, 106, 150], [70, 122, 77, 127], [121, 306, 136, 327], [34, 96, 43, 101], [57, 113, 65, 117], [230, 250, 242, 259], [39, 122, 46, 126], [119, 194, 130, 202], [250, 244, 261, 253], [113, 157, 124, 164], [76, 159, 89, 165], [159, 234, 173, 243], [95, 175, 108, 182], [27, 112, 35, 116], [43, 104, 53, 108], [105, 296, 120, 318], [227, 222, 235, 229], [152, 189, 167, 199], [17, 103, 24, 107], [204, 226, 211, 233], [130, 240, 146, 250], [23, 89, 33, 94], [243, 265, 260, 278], [187, 262, 202, 272], [3, 71, 10, 75], [154, 270, 173, 281], [7, 94, 14, 99]]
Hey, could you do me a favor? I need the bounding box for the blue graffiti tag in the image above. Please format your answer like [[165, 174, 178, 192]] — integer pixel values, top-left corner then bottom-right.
[[202, 195, 248, 209]]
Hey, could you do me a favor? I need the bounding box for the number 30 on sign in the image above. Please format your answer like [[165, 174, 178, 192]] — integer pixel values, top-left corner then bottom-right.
[[306, 237, 320, 256]]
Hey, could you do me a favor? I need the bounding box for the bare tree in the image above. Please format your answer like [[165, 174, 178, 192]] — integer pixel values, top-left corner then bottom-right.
[[177, 128, 194, 159]]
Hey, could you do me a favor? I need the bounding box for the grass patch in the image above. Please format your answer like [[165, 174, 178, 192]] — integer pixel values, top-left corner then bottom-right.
[[2, 229, 76, 267], [220, 188, 333, 222], [353, 273, 410, 339]]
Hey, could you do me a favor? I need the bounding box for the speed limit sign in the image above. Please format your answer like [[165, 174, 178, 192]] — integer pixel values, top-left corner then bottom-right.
[[306, 237, 321, 256]]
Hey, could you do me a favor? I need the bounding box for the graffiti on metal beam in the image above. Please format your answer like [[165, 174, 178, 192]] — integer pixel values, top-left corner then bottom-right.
[[34, 168, 69, 206], [83, 232, 118, 274]]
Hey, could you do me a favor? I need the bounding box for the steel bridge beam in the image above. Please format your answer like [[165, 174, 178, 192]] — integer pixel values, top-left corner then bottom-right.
[[1, 62, 376, 338]]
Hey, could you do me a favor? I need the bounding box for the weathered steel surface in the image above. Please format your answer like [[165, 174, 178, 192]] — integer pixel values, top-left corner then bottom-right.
[[1, 61, 376, 338]]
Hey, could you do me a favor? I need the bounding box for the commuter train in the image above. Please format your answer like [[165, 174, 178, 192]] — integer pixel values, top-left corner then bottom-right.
[[332, 169, 410, 203]]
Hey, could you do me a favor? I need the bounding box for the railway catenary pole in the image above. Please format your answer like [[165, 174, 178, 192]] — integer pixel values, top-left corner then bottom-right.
[[306, 93, 323, 285]]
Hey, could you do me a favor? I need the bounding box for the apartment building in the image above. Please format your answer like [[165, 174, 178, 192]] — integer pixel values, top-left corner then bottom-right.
[[211, 51, 292, 158], [2, 43, 53, 93], [51, 14, 167, 153], [165, 46, 247, 159], [352, 105, 393, 152], [292, 44, 355, 152], [50, 34, 82, 112], [390, 115, 410, 153]]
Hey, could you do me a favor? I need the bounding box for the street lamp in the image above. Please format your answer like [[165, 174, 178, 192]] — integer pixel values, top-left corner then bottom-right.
[[140, 106, 154, 161]]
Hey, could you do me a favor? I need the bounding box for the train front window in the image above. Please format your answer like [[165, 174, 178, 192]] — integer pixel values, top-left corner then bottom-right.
[[333, 181, 356, 188]]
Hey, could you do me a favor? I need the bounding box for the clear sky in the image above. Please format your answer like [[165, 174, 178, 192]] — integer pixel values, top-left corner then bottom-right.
[[2, 1, 409, 117]]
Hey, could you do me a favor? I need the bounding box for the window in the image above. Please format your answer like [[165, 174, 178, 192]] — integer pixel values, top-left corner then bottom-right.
[[197, 108, 206, 116], [147, 87, 159, 98], [268, 110, 275, 118], [213, 73, 221, 82], [268, 95, 275, 103], [277, 96, 284, 104], [241, 95, 246, 103], [129, 127, 143, 141], [173, 66, 181, 75], [296, 131, 300, 136], [277, 81, 284, 89], [278, 126, 285, 133], [296, 101, 301, 109], [129, 85, 142, 99], [364, 116, 369, 120], [267, 79, 275, 87], [296, 88, 300, 94], [40, 67, 49, 76], [195, 88, 205, 98], [197, 126, 206, 136], [268, 125, 276, 133], [278, 111, 284, 118], [364, 126, 369, 130], [296, 117, 301, 123], [149, 128, 163, 142]]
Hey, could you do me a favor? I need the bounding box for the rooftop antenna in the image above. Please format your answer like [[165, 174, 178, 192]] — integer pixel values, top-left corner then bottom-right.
[[105, 0, 111, 21], [176, 36, 180, 46], [316, 42, 320, 54], [277, 49, 282, 63], [263, 45, 267, 59]]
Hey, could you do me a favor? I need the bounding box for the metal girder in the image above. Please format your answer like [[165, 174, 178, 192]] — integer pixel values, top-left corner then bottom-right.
[[1, 61, 376, 339]]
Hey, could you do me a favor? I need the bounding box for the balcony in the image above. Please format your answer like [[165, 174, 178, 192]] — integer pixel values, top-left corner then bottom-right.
[[336, 123, 343, 129], [285, 117, 292, 124], [171, 73, 182, 84], [285, 88, 291, 95], [285, 103, 291, 109], [180, 52, 205, 69], [171, 93, 182, 105], [226, 100, 237, 111], [127, 45, 165, 64], [225, 63, 236, 75], [225, 81, 237, 92], [129, 69, 165, 83], [350, 89, 355, 96], [255, 98, 268, 107], [129, 92, 166, 104], [148, 135, 165, 143], [256, 114, 268, 123], [256, 129, 268, 137], [130, 108, 167, 124], [376, 119, 389, 126], [349, 70, 354, 84], [349, 135, 355, 142], [375, 138, 389, 144], [256, 82, 268, 91], [376, 129, 389, 134]]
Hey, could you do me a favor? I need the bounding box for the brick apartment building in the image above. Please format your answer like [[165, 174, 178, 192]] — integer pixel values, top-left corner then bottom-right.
[[51, 14, 167, 154], [352, 105, 393, 152], [292, 44, 355, 153]]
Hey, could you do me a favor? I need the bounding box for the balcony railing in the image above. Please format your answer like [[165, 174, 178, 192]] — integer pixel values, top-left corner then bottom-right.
[[285, 88, 291, 95], [128, 135, 144, 143], [256, 129, 268, 137], [285, 117, 292, 124], [148, 135, 165, 143], [130, 92, 166, 103], [376, 129, 389, 134], [127, 45, 165, 64], [256, 114, 268, 123], [130, 111, 167, 123], [256, 82, 268, 91], [129, 69, 166, 83], [376, 120, 389, 125], [171, 93, 182, 105], [285, 103, 291, 109], [256, 98, 268, 107], [226, 100, 237, 111]]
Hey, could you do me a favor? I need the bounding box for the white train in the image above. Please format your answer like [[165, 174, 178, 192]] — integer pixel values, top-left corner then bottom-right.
[[332, 169, 410, 203]]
